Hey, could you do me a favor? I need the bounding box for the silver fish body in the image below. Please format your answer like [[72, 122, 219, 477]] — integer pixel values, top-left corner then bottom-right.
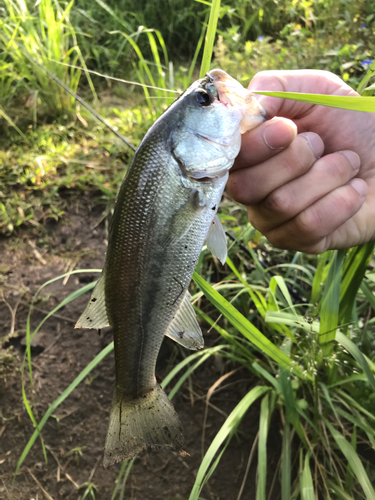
[[76, 70, 266, 466]]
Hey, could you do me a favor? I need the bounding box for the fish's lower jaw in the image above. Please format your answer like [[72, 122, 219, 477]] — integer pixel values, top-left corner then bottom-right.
[[103, 384, 185, 467]]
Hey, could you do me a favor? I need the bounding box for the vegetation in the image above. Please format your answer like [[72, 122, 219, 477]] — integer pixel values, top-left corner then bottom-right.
[[2, 0, 375, 498]]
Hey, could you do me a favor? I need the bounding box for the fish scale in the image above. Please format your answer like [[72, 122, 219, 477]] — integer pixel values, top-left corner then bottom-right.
[[76, 69, 267, 466]]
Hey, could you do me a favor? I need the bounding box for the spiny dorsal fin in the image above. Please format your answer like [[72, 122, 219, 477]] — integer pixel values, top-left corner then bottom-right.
[[206, 214, 227, 265], [165, 291, 204, 350], [75, 273, 110, 329]]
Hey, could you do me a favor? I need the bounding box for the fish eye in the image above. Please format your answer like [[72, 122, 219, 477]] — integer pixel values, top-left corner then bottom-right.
[[195, 89, 213, 106]]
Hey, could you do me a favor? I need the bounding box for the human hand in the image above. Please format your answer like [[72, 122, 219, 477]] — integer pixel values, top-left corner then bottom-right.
[[227, 70, 375, 253]]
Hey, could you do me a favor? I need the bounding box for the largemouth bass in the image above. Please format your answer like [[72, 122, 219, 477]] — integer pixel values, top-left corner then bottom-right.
[[76, 69, 266, 467]]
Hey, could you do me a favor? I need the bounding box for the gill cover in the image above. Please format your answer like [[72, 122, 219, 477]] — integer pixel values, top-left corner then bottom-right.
[[172, 70, 266, 180]]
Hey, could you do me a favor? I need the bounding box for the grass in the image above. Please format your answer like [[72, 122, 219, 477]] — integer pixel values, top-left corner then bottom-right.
[[2, 0, 375, 498], [1, 0, 96, 116]]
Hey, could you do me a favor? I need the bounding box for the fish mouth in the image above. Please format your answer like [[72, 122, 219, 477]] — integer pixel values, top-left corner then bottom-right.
[[203, 69, 268, 132], [195, 129, 236, 147]]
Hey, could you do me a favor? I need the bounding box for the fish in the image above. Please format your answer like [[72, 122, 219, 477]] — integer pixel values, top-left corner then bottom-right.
[[75, 69, 266, 467]]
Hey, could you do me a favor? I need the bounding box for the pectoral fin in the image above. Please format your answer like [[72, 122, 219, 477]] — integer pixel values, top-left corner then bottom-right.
[[160, 189, 203, 248], [206, 215, 227, 265], [165, 291, 204, 350], [75, 273, 110, 329]]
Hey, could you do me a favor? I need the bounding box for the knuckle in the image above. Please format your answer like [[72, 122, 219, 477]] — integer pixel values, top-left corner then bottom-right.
[[320, 154, 349, 179], [263, 186, 294, 215], [332, 189, 354, 214], [294, 206, 322, 235], [281, 140, 313, 177], [277, 155, 297, 178]]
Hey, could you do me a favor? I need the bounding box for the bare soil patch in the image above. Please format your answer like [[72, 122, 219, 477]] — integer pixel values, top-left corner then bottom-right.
[[0, 202, 280, 500]]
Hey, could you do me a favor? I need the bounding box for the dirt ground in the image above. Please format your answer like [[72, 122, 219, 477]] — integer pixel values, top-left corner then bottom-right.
[[0, 200, 281, 500]]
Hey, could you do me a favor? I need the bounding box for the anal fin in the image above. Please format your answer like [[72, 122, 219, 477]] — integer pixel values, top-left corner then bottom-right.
[[75, 272, 110, 329], [165, 291, 204, 350], [206, 214, 227, 265]]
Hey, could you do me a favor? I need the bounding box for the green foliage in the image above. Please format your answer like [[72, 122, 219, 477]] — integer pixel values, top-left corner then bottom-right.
[[71, 0, 206, 67], [252, 91, 375, 111], [199, 0, 221, 78], [0, 104, 153, 234], [214, 0, 375, 89], [0, 0, 96, 116], [191, 245, 375, 498]]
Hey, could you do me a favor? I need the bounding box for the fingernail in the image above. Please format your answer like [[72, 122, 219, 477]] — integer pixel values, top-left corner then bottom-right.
[[300, 132, 324, 159], [339, 151, 360, 171], [262, 118, 297, 150], [349, 178, 367, 197]]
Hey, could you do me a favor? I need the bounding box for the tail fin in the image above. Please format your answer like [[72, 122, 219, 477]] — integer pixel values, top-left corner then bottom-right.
[[103, 384, 185, 467]]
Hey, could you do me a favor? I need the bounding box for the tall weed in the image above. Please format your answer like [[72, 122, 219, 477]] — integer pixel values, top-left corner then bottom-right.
[[0, 0, 95, 117]]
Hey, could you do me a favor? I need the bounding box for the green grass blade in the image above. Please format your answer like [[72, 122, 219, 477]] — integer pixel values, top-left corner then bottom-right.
[[0, 104, 30, 143], [279, 369, 307, 446], [111, 457, 135, 500], [19, 271, 100, 468], [336, 331, 375, 391], [15, 342, 113, 475], [199, 0, 220, 77], [319, 250, 344, 353], [325, 420, 375, 500], [189, 386, 269, 500], [256, 394, 270, 500], [226, 257, 267, 318], [187, 20, 206, 83], [119, 458, 135, 500], [270, 275, 298, 313], [360, 280, 375, 311], [192, 272, 308, 379], [252, 91, 375, 112], [333, 406, 375, 449], [327, 374, 368, 388], [29, 282, 96, 342], [21, 383, 47, 462], [326, 480, 357, 500], [167, 350, 218, 400], [339, 242, 375, 326], [252, 362, 281, 392], [311, 251, 329, 306], [357, 61, 375, 95], [281, 421, 291, 500], [265, 311, 319, 333], [161, 345, 225, 390], [196, 308, 256, 363], [300, 452, 315, 500], [335, 390, 375, 424], [92, 0, 132, 31]]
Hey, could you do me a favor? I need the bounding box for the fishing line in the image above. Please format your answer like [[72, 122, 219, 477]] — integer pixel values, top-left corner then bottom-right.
[[28, 56, 137, 152], [44, 58, 180, 93]]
